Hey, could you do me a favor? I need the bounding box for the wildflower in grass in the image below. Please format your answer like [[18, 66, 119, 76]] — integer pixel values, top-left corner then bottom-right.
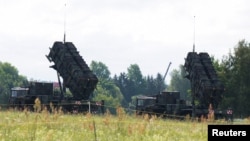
[[200, 115, 207, 122], [185, 114, 191, 121], [88, 122, 94, 131], [207, 104, 214, 122], [116, 106, 125, 120], [86, 112, 92, 119], [139, 123, 146, 134], [41, 106, 49, 122], [34, 97, 41, 113], [58, 106, 63, 115], [102, 109, 112, 126], [23, 107, 29, 119], [143, 114, 150, 122], [49, 102, 54, 113], [127, 124, 133, 135]]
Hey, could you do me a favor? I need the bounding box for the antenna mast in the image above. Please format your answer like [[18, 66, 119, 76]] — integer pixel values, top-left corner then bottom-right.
[[63, 3, 67, 43], [193, 16, 195, 52]]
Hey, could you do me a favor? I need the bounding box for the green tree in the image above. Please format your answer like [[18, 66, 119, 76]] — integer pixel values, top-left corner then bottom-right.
[[169, 65, 191, 100], [114, 64, 146, 107], [126, 64, 145, 97], [0, 62, 28, 105], [144, 75, 159, 95], [113, 73, 130, 106], [114, 64, 168, 107], [90, 61, 110, 81], [90, 61, 123, 114], [155, 73, 164, 93], [220, 40, 250, 117]]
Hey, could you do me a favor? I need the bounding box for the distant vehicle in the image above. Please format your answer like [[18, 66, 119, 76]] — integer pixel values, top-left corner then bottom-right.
[[136, 91, 193, 119]]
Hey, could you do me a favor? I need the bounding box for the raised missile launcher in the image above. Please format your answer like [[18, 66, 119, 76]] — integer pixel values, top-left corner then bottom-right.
[[184, 52, 225, 117], [46, 41, 98, 100], [8, 41, 104, 114]]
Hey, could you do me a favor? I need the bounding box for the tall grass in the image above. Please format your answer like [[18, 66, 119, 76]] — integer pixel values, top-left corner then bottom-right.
[[0, 106, 249, 141]]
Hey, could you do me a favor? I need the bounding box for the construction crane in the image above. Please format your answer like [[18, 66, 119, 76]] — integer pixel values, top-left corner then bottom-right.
[[160, 62, 172, 93]]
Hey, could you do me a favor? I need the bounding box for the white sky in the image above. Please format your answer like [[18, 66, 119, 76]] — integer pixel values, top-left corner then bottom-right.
[[0, 0, 249, 84]]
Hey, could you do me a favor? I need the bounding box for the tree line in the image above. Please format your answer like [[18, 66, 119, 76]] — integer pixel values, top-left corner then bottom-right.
[[0, 39, 250, 117], [91, 62, 169, 113]]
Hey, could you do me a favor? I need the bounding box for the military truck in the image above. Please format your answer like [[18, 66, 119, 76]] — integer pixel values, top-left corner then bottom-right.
[[8, 41, 104, 114], [136, 91, 193, 119], [135, 51, 227, 120]]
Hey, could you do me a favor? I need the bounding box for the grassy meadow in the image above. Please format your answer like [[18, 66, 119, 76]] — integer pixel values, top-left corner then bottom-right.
[[0, 107, 249, 141]]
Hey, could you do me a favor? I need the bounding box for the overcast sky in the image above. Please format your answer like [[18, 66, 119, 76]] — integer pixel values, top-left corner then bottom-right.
[[0, 0, 249, 84]]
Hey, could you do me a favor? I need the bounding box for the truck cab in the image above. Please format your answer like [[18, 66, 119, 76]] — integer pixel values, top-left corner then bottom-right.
[[9, 87, 29, 109]]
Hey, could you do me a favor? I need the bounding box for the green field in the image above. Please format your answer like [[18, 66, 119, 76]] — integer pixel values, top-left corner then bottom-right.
[[0, 108, 249, 141]]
